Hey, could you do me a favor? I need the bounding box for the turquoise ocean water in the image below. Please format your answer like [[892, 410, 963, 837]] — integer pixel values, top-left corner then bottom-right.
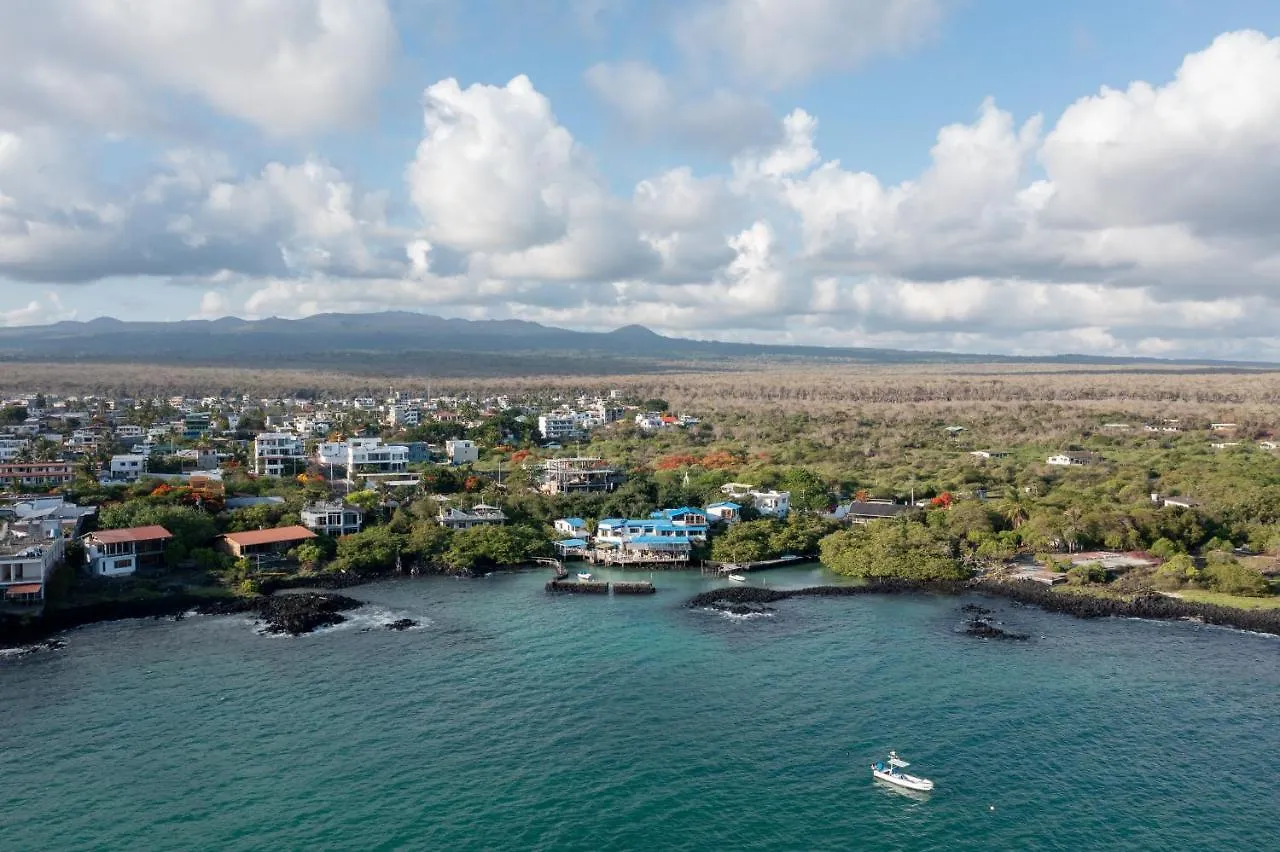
[[4, 565, 1279, 851]]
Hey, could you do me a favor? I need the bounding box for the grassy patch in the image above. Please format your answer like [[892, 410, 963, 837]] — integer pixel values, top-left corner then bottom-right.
[[1169, 589, 1280, 610]]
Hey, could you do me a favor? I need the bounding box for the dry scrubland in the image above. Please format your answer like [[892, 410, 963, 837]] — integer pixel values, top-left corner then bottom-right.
[[7, 360, 1280, 440]]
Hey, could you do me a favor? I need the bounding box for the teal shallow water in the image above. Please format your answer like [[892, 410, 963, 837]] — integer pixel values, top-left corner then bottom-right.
[[3, 566, 1279, 851]]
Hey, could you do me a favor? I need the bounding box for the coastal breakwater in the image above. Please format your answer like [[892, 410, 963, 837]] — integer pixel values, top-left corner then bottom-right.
[[546, 580, 657, 595], [688, 580, 1280, 638], [1, 591, 371, 648]]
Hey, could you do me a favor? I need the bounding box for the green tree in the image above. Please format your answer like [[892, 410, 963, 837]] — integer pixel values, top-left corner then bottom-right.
[[820, 519, 968, 581]]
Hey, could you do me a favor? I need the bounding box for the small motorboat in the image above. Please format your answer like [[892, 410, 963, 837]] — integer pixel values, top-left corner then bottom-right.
[[871, 751, 934, 792], [577, 571, 593, 581], [728, 573, 748, 583]]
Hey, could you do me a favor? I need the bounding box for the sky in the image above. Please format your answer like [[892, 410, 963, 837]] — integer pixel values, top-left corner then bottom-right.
[[3, 0, 1280, 359]]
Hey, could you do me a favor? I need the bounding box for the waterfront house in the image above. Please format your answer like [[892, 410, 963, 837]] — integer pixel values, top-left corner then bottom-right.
[[438, 505, 507, 530], [217, 526, 317, 560], [1, 517, 64, 603], [554, 517, 590, 539], [593, 518, 694, 561], [705, 501, 742, 524], [83, 526, 174, 577], [648, 507, 710, 541], [300, 501, 363, 537]]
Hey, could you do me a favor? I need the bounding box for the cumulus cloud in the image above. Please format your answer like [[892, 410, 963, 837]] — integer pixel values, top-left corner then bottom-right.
[[10, 24, 1280, 361], [0, 0, 396, 135], [677, 0, 946, 86], [0, 134, 399, 284]]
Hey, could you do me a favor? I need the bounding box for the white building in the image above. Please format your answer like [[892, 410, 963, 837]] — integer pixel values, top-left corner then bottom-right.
[[82, 525, 173, 577], [254, 433, 305, 477], [1047, 452, 1100, 466], [109, 454, 148, 481], [751, 490, 791, 518], [316, 438, 409, 480], [445, 439, 479, 465], [538, 414, 582, 443], [115, 424, 144, 440], [300, 501, 363, 537], [0, 518, 64, 603]]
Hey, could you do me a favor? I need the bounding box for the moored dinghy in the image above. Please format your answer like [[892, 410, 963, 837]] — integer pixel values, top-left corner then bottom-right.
[[871, 751, 934, 792]]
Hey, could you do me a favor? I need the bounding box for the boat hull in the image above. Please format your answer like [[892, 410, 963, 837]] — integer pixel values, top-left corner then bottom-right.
[[871, 767, 934, 792]]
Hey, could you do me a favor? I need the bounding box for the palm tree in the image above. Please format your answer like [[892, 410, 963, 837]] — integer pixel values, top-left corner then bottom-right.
[[999, 495, 1029, 530]]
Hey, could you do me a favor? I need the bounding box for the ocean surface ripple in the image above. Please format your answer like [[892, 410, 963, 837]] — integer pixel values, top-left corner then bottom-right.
[[3, 565, 1279, 851]]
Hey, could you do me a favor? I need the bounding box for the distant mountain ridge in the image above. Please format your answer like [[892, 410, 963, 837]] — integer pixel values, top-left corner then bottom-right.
[[0, 311, 1271, 375]]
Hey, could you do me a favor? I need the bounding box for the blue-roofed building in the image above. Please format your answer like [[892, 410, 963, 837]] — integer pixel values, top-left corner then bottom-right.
[[595, 518, 700, 552], [554, 517, 590, 538], [554, 538, 588, 556], [645, 507, 709, 540]]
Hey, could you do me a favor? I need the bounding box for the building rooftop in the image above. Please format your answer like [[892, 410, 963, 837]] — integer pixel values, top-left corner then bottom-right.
[[86, 525, 174, 544], [220, 526, 318, 547]]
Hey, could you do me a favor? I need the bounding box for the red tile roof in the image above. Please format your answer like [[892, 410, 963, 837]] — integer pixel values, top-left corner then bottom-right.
[[220, 525, 318, 547], [88, 525, 174, 544]]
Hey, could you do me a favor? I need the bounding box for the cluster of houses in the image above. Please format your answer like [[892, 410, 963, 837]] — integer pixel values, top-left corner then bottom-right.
[[0, 486, 372, 604], [548, 484, 792, 565]]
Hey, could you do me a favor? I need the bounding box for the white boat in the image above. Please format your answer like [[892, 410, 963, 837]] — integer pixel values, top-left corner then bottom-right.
[[728, 573, 748, 583], [871, 751, 934, 792], [577, 571, 593, 581]]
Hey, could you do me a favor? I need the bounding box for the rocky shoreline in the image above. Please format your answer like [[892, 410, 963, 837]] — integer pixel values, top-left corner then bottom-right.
[[687, 579, 1280, 638]]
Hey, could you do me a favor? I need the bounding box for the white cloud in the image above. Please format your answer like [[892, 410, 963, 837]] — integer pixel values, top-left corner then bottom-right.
[[677, 0, 946, 86], [11, 28, 1280, 361], [0, 292, 74, 327], [584, 61, 780, 154], [0, 0, 396, 135], [0, 131, 399, 284]]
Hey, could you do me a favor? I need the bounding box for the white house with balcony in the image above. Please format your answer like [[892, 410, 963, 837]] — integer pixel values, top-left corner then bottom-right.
[[300, 501, 363, 537], [0, 518, 64, 604], [750, 489, 791, 518], [254, 433, 305, 477], [316, 438, 409, 481]]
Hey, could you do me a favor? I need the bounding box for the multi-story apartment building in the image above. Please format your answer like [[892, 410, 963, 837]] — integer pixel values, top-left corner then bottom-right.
[[315, 438, 409, 480], [537, 414, 583, 443], [0, 438, 30, 462], [0, 518, 64, 603], [0, 462, 76, 490], [300, 501, 363, 537], [253, 433, 305, 477]]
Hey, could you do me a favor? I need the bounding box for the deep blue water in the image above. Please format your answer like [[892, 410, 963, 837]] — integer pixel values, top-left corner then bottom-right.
[[4, 565, 1279, 851]]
